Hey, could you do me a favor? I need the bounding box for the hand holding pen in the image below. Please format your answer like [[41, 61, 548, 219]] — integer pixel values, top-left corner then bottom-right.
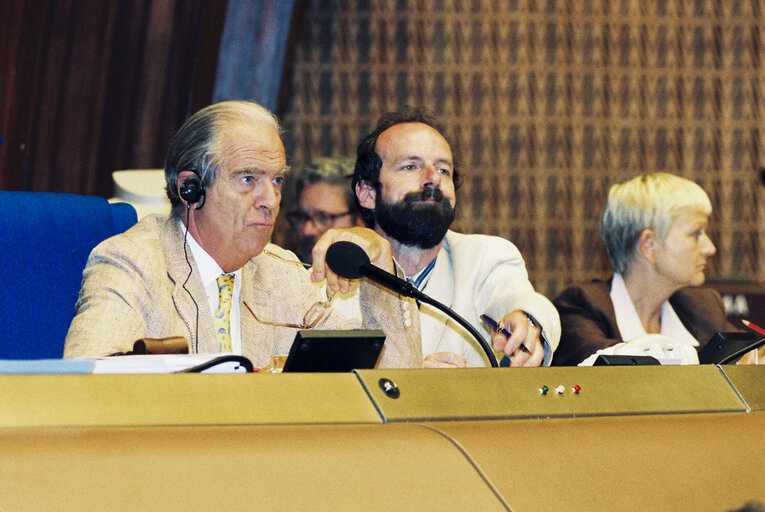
[[480, 311, 544, 367]]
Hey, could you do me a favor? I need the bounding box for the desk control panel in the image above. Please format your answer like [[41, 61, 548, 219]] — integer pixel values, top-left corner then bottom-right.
[[355, 365, 747, 422], [0, 365, 758, 428]]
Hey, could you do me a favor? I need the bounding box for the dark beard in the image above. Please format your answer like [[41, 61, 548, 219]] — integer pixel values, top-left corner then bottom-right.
[[374, 187, 455, 249]]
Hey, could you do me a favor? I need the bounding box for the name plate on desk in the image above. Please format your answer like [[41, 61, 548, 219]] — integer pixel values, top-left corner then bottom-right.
[[354, 366, 747, 422], [0, 373, 383, 428]]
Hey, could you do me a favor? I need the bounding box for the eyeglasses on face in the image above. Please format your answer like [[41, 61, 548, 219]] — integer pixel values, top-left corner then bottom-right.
[[285, 209, 352, 230]]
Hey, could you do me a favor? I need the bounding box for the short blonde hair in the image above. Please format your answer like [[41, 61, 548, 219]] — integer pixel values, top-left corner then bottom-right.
[[600, 172, 712, 274]]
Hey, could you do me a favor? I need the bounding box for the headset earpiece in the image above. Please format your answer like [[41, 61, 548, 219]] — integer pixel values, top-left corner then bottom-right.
[[179, 171, 205, 209]]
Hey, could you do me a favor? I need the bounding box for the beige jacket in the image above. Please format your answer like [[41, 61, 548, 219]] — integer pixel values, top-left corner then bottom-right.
[[64, 215, 422, 368]]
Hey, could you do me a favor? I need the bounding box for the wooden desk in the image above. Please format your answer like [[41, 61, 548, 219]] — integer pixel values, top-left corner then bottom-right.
[[0, 367, 762, 511]]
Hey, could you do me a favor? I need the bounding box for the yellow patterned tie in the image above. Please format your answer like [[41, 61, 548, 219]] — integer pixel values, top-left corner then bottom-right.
[[214, 273, 235, 353]]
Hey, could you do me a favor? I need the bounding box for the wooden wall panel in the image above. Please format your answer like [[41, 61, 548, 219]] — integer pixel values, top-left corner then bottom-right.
[[277, 0, 765, 297]]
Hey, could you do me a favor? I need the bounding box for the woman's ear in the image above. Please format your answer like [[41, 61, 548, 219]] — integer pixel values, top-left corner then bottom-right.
[[355, 181, 377, 210], [638, 229, 658, 264]]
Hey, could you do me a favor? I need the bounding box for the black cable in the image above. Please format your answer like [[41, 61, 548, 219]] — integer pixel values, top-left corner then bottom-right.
[[417, 294, 499, 368], [176, 355, 254, 373], [182, 204, 200, 353]]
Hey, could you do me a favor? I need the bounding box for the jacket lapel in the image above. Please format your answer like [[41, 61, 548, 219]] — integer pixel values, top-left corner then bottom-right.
[[418, 234, 455, 354], [240, 255, 279, 365], [161, 217, 216, 354]]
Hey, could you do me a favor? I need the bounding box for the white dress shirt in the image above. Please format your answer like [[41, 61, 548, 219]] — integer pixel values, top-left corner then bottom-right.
[[179, 220, 243, 354]]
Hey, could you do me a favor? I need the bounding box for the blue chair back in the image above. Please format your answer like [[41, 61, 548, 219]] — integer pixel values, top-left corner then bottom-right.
[[0, 191, 137, 359]]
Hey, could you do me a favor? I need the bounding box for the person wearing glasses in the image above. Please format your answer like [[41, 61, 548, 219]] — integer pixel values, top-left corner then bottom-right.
[[286, 157, 364, 264], [352, 107, 561, 368], [64, 101, 422, 369]]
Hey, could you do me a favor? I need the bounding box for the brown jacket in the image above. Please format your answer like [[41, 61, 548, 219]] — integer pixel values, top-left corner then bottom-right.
[[64, 215, 422, 368], [552, 278, 735, 366]]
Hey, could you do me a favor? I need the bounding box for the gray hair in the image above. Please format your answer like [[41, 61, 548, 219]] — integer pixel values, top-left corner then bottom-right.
[[164, 100, 281, 216], [600, 172, 712, 274], [294, 156, 357, 213]]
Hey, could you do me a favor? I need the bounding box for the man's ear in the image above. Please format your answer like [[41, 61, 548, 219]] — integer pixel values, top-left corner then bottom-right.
[[177, 170, 205, 210], [638, 229, 658, 264], [355, 181, 377, 210]]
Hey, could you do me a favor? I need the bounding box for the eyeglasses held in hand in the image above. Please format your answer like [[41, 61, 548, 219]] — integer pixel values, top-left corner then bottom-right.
[[246, 250, 336, 329]]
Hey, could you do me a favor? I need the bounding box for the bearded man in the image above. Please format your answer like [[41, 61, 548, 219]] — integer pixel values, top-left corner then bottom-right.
[[352, 107, 560, 368]]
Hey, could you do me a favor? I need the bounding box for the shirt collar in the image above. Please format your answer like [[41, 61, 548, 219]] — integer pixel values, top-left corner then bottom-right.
[[610, 272, 698, 346], [178, 219, 242, 287], [407, 256, 438, 292]]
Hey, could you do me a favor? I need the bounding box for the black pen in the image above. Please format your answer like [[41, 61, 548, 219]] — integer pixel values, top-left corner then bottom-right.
[[480, 314, 531, 354]]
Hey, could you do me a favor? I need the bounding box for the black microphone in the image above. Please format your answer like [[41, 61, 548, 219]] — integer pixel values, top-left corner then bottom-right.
[[326, 241, 426, 300], [325, 241, 499, 367]]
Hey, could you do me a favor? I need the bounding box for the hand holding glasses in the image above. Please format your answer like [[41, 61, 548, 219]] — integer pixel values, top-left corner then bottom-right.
[[247, 250, 338, 329]]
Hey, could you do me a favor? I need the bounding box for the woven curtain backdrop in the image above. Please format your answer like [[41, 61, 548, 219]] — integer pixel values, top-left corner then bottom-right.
[[278, 0, 765, 298]]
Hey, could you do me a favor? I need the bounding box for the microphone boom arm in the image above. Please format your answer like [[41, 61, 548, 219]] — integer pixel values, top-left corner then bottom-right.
[[360, 263, 499, 368], [325, 241, 499, 368], [415, 294, 499, 368]]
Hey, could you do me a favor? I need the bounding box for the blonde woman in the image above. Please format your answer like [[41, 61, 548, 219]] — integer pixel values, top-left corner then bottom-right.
[[553, 173, 737, 366]]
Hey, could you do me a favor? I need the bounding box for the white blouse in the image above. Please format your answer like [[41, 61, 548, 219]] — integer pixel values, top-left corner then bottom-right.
[[609, 273, 699, 346]]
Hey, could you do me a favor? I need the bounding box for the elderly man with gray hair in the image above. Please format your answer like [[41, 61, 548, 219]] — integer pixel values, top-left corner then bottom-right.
[[64, 100, 422, 369], [553, 172, 736, 366]]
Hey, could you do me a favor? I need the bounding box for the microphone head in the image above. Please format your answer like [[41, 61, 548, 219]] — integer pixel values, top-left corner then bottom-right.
[[325, 241, 370, 279]]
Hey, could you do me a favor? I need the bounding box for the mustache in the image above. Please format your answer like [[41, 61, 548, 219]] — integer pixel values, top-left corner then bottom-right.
[[374, 185, 454, 249], [401, 187, 447, 205]]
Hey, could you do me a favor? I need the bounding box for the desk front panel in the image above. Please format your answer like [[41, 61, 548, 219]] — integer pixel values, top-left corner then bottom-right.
[[0, 423, 508, 512], [0, 372, 383, 427], [429, 412, 765, 511], [719, 365, 765, 411], [0, 367, 762, 511]]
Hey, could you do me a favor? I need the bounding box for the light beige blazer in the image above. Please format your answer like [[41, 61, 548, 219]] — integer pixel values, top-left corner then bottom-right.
[[64, 215, 422, 368]]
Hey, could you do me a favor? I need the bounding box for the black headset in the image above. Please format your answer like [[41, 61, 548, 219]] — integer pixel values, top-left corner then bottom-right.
[[179, 170, 204, 350], [179, 170, 206, 209]]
